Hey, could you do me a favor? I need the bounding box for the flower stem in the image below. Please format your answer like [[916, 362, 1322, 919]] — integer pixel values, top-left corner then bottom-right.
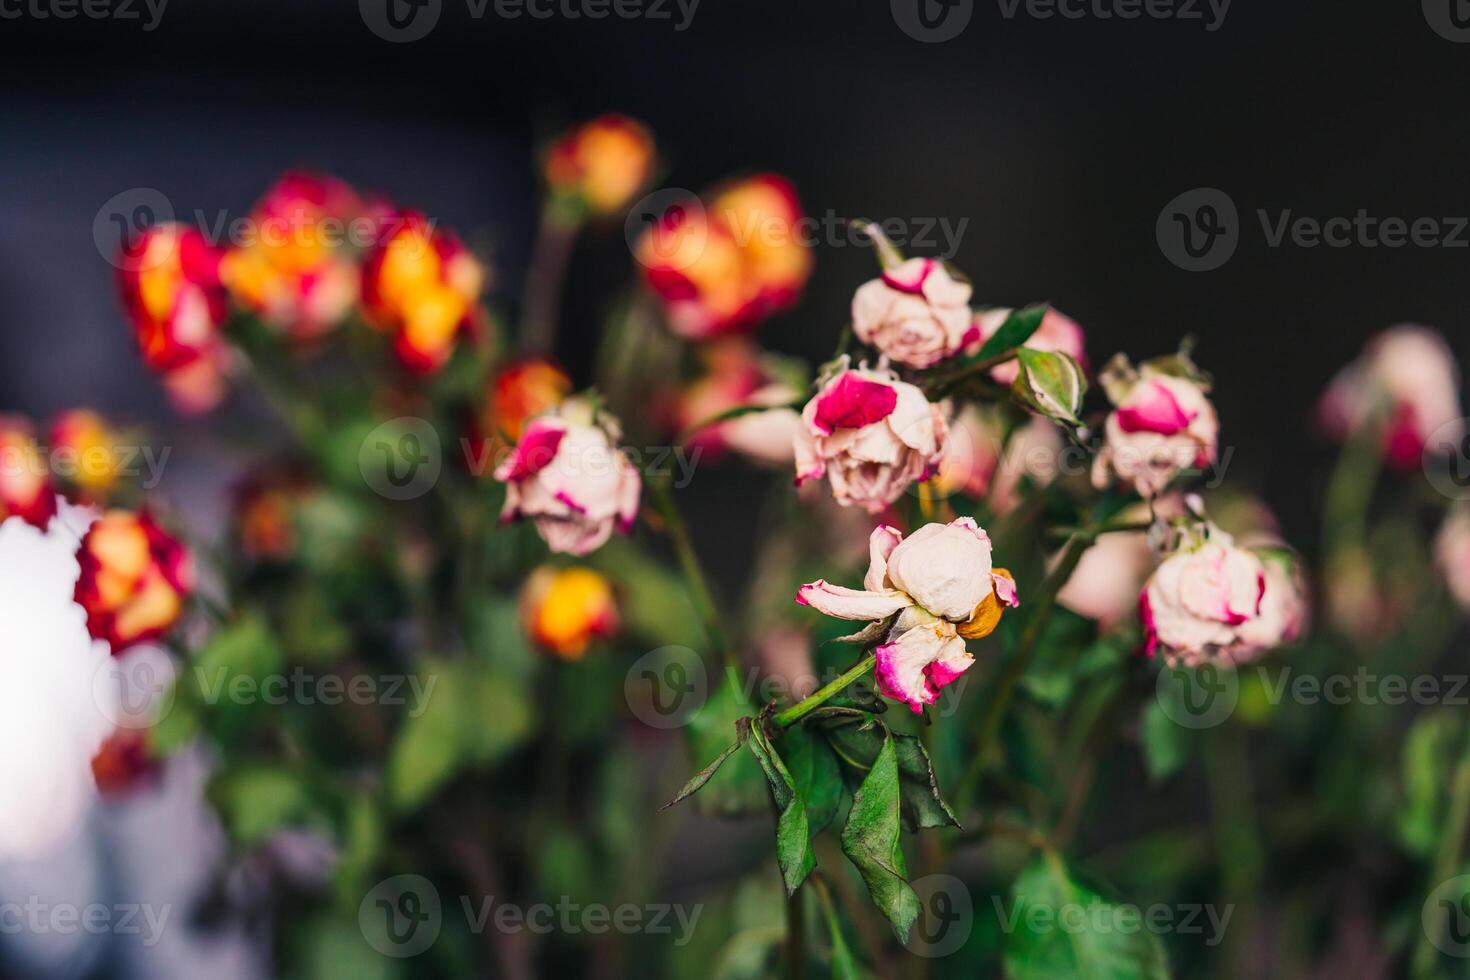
[[1412, 717, 1470, 979], [648, 478, 734, 668], [773, 653, 878, 729], [519, 201, 581, 355], [954, 530, 1095, 812]]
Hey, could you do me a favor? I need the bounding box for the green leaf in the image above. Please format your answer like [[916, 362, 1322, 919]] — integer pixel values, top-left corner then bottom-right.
[[663, 719, 752, 810], [840, 732, 920, 941], [816, 882, 862, 980], [891, 733, 961, 830], [1141, 700, 1190, 782], [209, 765, 317, 845], [1002, 856, 1171, 980], [1398, 711, 1463, 856], [747, 722, 817, 895], [686, 666, 770, 815], [973, 304, 1049, 361], [779, 727, 844, 835], [189, 614, 285, 742]]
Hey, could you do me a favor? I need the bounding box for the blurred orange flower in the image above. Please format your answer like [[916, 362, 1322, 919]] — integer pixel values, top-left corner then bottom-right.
[[545, 114, 656, 217], [220, 171, 363, 344], [0, 417, 57, 529], [50, 410, 123, 499], [362, 211, 485, 374], [521, 565, 618, 659], [74, 509, 194, 652], [637, 174, 811, 338], [91, 727, 158, 797]]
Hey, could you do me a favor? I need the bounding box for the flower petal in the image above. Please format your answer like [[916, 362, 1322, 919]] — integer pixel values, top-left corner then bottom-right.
[[795, 580, 912, 621], [812, 373, 898, 435], [864, 524, 904, 592]]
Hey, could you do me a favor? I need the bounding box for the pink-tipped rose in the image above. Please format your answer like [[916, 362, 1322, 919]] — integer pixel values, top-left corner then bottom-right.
[[1319, 325, 1463, 469], [796, 520, 1018, 713], [1092, 355, 1218, 498], [851, 258, 975, 368], [794, 365, 947, 513], [1141, 528, 1303, 667], [495, 399, 641, 556]]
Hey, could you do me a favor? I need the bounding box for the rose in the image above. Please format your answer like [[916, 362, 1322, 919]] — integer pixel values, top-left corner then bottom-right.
[[0, 417, 57, 530], [796, 519, 1018, 712], [494, 400, 642, 556], [73, 509, 194, 652], [850, 258, 975, 368], [545, 114, 656, 217], [520, 565, 619, 658], [1092, 356, 1218, 498], [794, 366, 947, 513]]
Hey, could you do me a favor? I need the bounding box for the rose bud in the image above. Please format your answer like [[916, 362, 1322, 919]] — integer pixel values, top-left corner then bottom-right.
[[1319, 325, 1463, 469], [494, 398, 642, 556], [1140, 527, 1292, 667], [220, 171, 363, 344], [362, 211, 486, 374], [974, 307, 1087, 386], [796, 520, 1018, 713], [1091, 353, 1219, 498], [1010, 348, 1087, 425], [794, 365, 947, 513], [74, 509, 194, 652], [520, 565, 619, 659], [851, 258, 975, 368], [49, 410, 123, 500], [674, 338, 803, 466], [636, 174, 811, 338], [1436, 509, 1470, 612], [0, 418, 57, 530], [117, 224, 232, 414], [545, 114, 656, 217], [487, 358, 573, 445]]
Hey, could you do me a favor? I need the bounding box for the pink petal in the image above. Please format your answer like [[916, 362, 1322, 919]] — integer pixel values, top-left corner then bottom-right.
[[992, 572, 1019, 608], [880, 258, 934, 295], [1116, 380, 1194, 435], [864, 524, 904, 592], [495, 422, 566, 482], [812, 374, 899, 435], [795, 580, 912, 621]]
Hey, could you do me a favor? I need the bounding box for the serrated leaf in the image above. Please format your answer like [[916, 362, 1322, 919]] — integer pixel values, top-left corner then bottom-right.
[[840, 732, 920, 941], [1002, 857, 1171, 980], [747, 722, 816, 895], [973, 304, 1049, 361], [1141, 700, 1190, 782]]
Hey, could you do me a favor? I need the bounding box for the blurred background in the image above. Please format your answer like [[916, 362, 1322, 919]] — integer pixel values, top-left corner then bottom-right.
[[1, 0, 1468, 976]]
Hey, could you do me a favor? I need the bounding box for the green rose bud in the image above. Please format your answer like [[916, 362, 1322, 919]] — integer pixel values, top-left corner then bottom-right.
[[1011, 348, 1087, 424]]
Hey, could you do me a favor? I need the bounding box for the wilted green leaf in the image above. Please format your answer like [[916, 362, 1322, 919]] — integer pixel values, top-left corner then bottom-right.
[[891, 733, 960, 830], [779, 726, 844, 835], [687, 666, 769, 815], [748, 722, 817, 894], [840, 732, 920, 941]]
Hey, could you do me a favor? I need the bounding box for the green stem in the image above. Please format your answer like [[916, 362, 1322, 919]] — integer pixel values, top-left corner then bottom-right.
[[773, 653, 878, 729], [1412, 718, 1470, 979], [1204, 724, 1263, 975], [954, 531, 1095, 812], [785, 882, 807, 980], [649, 478, 735, 668]]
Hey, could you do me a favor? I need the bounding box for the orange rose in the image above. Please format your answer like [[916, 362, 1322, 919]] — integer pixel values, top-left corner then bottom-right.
[[50, 410, 123, 499], [520, 566, 619, 659], [545, 114, 656, 217], [488, 358, 573, 443], [74, 510, 194, 652]]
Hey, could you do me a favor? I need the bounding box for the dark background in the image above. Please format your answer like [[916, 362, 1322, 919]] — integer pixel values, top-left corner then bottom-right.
[[1, 0, 1467, 556]]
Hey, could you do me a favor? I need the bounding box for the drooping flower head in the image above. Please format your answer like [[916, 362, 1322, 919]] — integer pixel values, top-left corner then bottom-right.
[[362, 210, 485, 374], [520, 565, 620, 659], [117, 223, 231, 413], [794, 363, 947, 513], [672, 338, 803, 465], [1092, 352, 1219, 498], [796, 519, 1018, 713], [851, 258, 976, 368], [494, 398, 642, 556], [545, 114, 656, 217], [0, 417, 57, 530], [74, 509, 194, 653], [220, 171, 363, 344], [636, 174, 811, 338], [1141, 524, 1304, 667], [1319, 325, 1463, 469]]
